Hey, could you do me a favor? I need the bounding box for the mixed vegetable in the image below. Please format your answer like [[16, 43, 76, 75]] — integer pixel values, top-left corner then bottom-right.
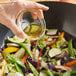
[[0, 29, 76, 76]]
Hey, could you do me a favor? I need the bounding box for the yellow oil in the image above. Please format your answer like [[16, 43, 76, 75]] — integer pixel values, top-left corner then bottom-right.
[[23, 22, 44, 38]]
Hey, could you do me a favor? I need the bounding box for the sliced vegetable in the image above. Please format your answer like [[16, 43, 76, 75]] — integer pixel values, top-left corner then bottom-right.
[[8, 38, 33, 58], [68, 39, 75, 58], [41, 70, 62, 75], [58, 32, 65, 40], [46, 39, 57, 46], [51, 44, 56, 48], [41, 60, 48, 69], [0, 53, 2, 57], [32, 49, 39, 60], [3, 47, 19, 60], [63, 71, 71, 76], [15, 63, 24, 76], [48, 38, 52, 42], [50, 36, 59, 39], [8, 35, 25, 43], [49, 48, 61, 58], [5, 52, 26, 69], [3, 47, 19, 53], [39, 40, 46, 49], [47, 69, 53, 76], [55, 51, 67, 59], [41, 69, 54, 76], [42, 35, 48, 41], [40, 72, 48, 76], [27, 61, 39, 76], [7, 63, 16, 73], [14, 48, 25, 59], [41, 47, 49, 61], [51, 59, 57, 65], [46, 29, 57, 35], [63, 66, 71, 71], [57, 59, 61, 65], [21, 53, 28, 64], [1, 29, 76, 76], [42, 47, 49, 58], [36, 49, 42, 70], [55, 65, 71, 71], [18, 43, 33, 58], [65, 60, 76, 66], [7, 43, 19, 47], [56, 40, 61, 49], [26, 73, 34, 76], [8, 72, 23, 76]]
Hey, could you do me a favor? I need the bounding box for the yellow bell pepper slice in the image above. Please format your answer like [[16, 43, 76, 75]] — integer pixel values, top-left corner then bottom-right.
[[58, 32, 65, 40], [51, 44, 56, 48], [3, 47, 19, 60], [3, 47, 19, 53]]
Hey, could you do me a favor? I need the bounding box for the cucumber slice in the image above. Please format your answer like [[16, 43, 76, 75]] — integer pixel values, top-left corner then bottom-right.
[[8, 36, 25, 43], [47, 29, 57, 35], [40, 72, 48, 76], [8, 72, 23, 76], [14, 48, 25, 59], [49, 48, 61, 58]]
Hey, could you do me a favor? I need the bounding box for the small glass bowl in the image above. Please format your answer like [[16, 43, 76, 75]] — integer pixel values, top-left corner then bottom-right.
[[17, 11, 46, 40]]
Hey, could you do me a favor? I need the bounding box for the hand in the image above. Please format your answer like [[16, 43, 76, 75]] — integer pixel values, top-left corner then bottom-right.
[[61, 0, 76, 4], [0, 0, 49, 38]]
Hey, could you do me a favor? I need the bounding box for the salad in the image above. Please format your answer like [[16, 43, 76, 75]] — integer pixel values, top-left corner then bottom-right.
[[0, 29, 76, 76]]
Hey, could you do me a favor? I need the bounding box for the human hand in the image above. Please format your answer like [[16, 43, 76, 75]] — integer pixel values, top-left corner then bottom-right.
[[0, 0, 49, 38]]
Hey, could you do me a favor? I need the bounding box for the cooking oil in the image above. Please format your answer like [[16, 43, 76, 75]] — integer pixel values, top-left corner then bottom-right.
[[17, 12, 46, 40], [23, 22, 45, 38]]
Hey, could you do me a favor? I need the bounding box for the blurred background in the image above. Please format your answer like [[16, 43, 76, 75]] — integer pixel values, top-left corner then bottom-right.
[[0, 0, 59, 2], [0, 0, 76, 4]]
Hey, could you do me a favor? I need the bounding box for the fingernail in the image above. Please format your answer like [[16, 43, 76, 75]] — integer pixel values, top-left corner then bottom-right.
[[46, 6, 49, 10]]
